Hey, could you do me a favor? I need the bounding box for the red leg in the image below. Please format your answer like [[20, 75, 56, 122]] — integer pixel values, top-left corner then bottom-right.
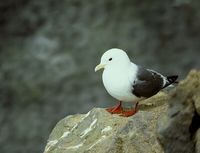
[[120, 102, 139, 117], [106, 101, 123, 114]]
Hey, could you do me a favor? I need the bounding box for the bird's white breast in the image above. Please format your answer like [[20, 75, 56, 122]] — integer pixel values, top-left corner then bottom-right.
[[102, 63, 140, 102]]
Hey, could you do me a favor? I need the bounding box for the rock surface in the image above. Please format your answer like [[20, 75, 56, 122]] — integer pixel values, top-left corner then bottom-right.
[[157, 70, 200, 153], [44, 70, 200, 153], [44, 92, 168, 153]]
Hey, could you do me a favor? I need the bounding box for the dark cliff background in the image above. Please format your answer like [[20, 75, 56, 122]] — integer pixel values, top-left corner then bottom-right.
[[0, 0, 200, 153]]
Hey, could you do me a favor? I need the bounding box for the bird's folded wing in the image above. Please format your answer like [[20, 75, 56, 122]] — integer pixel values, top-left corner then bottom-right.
[[132, 66, 164, 98]]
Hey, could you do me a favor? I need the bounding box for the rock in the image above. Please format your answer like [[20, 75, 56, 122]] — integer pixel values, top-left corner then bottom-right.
[[44, 92, 168, 153], [157, 70, 200, 153], [44, 70, 200, 153]]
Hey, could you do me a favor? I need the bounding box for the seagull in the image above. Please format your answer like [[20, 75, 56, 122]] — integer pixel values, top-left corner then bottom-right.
[[95, 48, 178, 117]]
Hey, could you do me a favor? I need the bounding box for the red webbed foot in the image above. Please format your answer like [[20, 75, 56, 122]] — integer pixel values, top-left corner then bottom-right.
[[106, 101, 123, 114], [119, 108, 138, 117], [119, 102, 139, 117]]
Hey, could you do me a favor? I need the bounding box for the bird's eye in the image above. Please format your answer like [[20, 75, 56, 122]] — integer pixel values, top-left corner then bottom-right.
[[109, 58, 112, 61]]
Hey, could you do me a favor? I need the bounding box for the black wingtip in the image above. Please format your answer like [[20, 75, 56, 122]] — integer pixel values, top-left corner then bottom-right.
[[167, 75, 178, 84], [163, 75, 178, 88]]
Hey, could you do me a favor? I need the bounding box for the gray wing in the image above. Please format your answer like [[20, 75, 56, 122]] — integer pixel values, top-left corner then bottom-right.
[[132, 66, 164, 98]]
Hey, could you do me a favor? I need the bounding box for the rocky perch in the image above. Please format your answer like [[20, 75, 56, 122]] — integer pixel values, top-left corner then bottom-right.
[[44, 70, 200, 153]]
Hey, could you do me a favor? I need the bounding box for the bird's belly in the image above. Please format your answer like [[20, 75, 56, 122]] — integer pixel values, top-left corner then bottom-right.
[[102, 72, 139, 102]]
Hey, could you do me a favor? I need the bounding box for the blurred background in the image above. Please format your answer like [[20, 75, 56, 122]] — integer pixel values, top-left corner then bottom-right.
[[0, 0, 200, 153]]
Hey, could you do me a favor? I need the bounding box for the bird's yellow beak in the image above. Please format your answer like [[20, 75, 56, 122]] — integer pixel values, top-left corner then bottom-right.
[[95, 64, 105, 72]]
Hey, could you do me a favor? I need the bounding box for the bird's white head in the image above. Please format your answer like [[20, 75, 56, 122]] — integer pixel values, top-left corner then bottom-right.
[[95, 48, 130, 72]]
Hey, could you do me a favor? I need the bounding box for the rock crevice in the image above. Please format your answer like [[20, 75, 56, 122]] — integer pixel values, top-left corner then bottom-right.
[[157, 70, 200, 153]]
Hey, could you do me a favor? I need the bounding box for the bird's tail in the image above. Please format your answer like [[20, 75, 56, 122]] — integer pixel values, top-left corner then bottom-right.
[[163, 75, 178, 88]]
